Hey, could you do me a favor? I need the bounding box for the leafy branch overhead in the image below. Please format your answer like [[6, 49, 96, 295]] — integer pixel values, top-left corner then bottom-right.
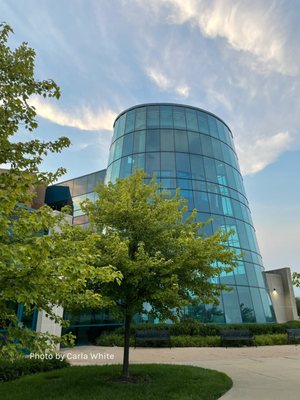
[[0, 23, 120, 359]]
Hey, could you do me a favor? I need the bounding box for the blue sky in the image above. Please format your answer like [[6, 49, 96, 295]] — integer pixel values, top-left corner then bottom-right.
[[2, 0, 300, 287]]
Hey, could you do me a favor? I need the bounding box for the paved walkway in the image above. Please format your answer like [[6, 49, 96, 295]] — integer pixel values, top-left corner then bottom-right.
[[60, 345, 300, 400]]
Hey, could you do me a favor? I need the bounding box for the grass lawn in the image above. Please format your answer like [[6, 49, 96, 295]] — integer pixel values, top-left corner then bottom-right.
[[0, 364, 232, 400]]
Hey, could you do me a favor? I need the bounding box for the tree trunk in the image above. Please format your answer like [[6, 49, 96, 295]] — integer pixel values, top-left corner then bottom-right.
[[122, 313, 131, 380]]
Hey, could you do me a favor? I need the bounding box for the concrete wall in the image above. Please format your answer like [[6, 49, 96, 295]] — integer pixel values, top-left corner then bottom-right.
[[265, 267, 299, 323], [35, 306, 64, 351], [36, 306, 64, 337]]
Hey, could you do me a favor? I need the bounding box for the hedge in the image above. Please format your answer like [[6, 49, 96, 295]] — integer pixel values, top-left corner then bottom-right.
[[0, 356, 69, 382], [96, 332, 294, 347], [113, 320, 300, 337]]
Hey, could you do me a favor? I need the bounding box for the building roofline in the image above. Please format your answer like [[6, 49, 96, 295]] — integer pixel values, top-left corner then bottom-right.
[[54, 168, 106, 185], [113, 102, 233, 137]]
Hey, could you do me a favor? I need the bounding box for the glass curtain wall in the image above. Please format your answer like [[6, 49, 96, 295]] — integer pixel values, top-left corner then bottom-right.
[[106, 103, 276, 324]]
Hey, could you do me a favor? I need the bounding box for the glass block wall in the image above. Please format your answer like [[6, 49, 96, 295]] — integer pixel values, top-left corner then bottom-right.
[[105, 103, 276, 323]]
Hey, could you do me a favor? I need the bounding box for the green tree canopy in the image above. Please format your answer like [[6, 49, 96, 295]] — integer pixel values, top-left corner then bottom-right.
[[81, 170, 238, 379], [0, 23, 121, 358], [293, 272, 300, 288]]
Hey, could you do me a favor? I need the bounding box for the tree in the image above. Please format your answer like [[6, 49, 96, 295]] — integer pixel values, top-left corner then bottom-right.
[[0, 23, 121, 358], [82, 170, 237, 380], [293, 272, 300, 288]]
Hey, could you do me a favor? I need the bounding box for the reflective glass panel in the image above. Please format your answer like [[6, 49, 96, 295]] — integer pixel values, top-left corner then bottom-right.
[[116, 114, 126, 139], [250, 287, 266, 322], [222, 286, 243, 323], [145, 153, 160, 176], [174, 130, 189, 152], [204, 157, 217, 182], [216, 120, 227, 143], [177, 178, 192, 190], [237, 286, 256, 322], [260, 289, 276, 322], [160, 106, 173, 128], [234, 262, 249, 285], [208, 116, 219, 138], [211, 138, 223, 161], [190, 154, 205, 180], [173, 107, 186, 129], [122, 133, 133, 157], [194, 191, 210, 212], [147, 106, 159, 128], [114, 136, 123, 160], [125, 110, 135, 133], [110, 159, 121, 183], [181, 189, 194, 210], [161, 152, 176, 177], [175, 153, 191, 178], [73, 177, 88, 196], [135, 108, 146, 130], [245, 263, 258, 286], [133, 130, 146, 153], [188, 131, 202, 154], [185, 109, 198, 131], [197, 111, 209, 134], [132, 153, 145, 171], [87, 173, 96, 193], [146, 129, 160, 152], [160, 129, 174, 151], [120, 156, 133, 179]]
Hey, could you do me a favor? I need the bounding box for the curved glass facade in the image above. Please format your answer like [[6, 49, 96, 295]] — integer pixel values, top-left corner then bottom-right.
[[106, 103, 276, 324]]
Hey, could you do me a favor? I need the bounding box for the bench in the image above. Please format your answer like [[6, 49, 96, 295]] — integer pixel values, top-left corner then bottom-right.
[[286, 329, 300, 344], [220, 329, 256, 347], [134, 330, 171, 348]]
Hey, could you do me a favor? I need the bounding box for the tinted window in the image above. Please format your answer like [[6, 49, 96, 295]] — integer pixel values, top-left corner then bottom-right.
[[188, 131, 202, 154], [124, 110, 135, 133], [222, 286, 242, 323], [133, 130, 146, 153], [176, 153, 191, 178], [173, 107, 186, 129], [160, 129, 174, 151], [161, 152, 176, 177], [122, 133, 133, 157], [160, 106, 173, 128], [147, 106, 159, 128], [197, 111, 209, 134], [146, 129, 160, 151], [145, 153, 160, 176], [135, 108, 146, 130], [174, 130, 189, 152], [185, 109, 198, 131]]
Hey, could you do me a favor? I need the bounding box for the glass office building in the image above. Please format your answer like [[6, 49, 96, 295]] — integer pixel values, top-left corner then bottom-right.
[[105, 103, 276, 324], [45, 169, 106, 226]]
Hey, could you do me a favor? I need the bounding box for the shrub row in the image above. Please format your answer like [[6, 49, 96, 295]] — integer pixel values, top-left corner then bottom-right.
[[96, 333, 294, 347], [0, 356, 69, 382], [113, 319, 300, 337]]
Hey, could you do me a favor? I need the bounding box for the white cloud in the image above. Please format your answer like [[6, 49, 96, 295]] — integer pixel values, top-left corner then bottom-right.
[[146, 67, 190, 97], [143, 0, 297, 76], [236, 131, 292, 175], [30, 97, 117, 131], [206, 88, 232, 111]]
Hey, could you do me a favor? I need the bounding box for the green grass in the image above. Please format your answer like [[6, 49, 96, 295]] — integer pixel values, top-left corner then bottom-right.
[[0, 364, 232, 400]]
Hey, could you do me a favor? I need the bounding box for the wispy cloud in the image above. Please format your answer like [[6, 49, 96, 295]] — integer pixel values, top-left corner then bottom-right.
[[146, 67, 190, 97], [142, 0, 297, 76], [30, 98, 117, 131], [236, 131, 292, 175], [206, 88, 233, 111]]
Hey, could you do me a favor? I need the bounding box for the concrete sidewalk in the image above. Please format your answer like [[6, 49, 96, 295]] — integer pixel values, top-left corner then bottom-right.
[[60, 345, 300, 400]]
